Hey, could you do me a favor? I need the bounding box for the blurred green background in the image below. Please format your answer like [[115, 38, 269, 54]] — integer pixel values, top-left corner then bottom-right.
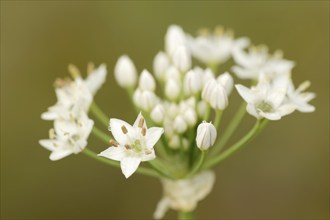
[[1, 1, 329, 219]]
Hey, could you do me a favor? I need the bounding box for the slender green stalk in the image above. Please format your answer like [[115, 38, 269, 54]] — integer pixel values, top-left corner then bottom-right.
[[186, 151, 207, 178], [90, 102, 109, 128], [204, 104, 211, 121], [214, 110, 223, 128], [92, 127, 111, 144], [178, 210, 194, 220], [82, 148, 160, 178], [204, 119, 267, 169], [211, 102, 246, 155]]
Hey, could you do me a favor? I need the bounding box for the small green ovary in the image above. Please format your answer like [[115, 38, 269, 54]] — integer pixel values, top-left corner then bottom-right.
[[132, 140, 143, 153], [256, 101, 273, 113]]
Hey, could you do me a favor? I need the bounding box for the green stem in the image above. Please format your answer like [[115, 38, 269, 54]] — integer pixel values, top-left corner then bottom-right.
[[82, 148, 160, 178], [186, 151, 207, 178], [204, 119, 267, 169], [92, 127, 110, 144], [204, 104, 211, 121], [211, 102, 246, 155], [214, 110, 223, 128], [90, 102, 109, 128], [178, 210, 194, 220]]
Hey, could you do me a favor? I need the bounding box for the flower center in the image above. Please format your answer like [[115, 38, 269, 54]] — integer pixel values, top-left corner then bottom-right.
[[256, 101, 273, 113]]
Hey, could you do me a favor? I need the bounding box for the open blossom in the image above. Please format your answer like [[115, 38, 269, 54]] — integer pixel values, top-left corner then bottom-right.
[[235, 74, 296, 120], [154, 171, 216, 219], [232, 45, 295, 80], [99, 113, 164, 178], [39, 112, 94, 161], [41, 64, 107, 120], [286, 80, 316, 113]]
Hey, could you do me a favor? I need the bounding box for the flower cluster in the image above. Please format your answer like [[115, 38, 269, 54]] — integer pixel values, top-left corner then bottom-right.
[[40, 25, 315, 219]]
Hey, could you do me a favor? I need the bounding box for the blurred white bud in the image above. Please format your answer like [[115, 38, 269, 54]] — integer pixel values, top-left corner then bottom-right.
[[139, 69, 156, 91], [153, 52, 170, 81], [165, 79, 181, 101], [173, 116, 188, 134], [165, 25, 186, 56], [168, 103, 179, 118], [133, 89, 158, 112], [151, 104, 166, 124], [197, 100, 207, 118], [114, 55, 137, 88], [183, 108, 197, 127], [184, 70, 203, 95], [196, 121, 217, 150], [169, 134, 180, 149], [202, 79, 228, 110], [172, 46, 191, 72], [202, 68, 215, 86], [165, 66, 181, 81], [217, 72, 234, 95]]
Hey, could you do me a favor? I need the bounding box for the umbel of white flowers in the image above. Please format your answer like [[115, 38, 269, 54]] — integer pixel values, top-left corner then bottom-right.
[[40, 24, 315, 219]]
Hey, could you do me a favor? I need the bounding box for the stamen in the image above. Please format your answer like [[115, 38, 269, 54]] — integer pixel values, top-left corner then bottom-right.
[[138, 117, 145, 128], [124, 144, 131, 150], [145, 150, 152, 155], [87, 62, 95, 75], [49, 128, 55, 139], [109, 140, 118, 147], [121, 125, 128, 134], [68, 64, 81, 79], [141, 127, 146, 136]]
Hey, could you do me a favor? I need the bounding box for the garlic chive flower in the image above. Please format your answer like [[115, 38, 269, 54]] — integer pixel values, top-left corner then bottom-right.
[[202, 79, 228, 110], [114, 55, 137, 88], [196, 121, 217, 150], [99, 113, 164, 178]]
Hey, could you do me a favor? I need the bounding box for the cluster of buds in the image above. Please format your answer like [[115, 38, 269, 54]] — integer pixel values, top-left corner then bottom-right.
[[40, 25, 315, 219]]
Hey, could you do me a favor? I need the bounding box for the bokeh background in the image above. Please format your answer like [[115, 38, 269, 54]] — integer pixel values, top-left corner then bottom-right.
[[1, 1, 329, 219]]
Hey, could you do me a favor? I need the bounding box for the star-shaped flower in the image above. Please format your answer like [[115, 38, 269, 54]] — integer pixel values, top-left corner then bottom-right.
[[99, 113, 164, 178]]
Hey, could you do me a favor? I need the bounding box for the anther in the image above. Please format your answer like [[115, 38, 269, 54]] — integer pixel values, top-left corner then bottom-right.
[[124, 144, 131, 150], [109, 140, 119, 147], [141, 127, 146, 136], [138, 117, 145, 128], [87, 62, 95, 75], [121, 125, 128, 134], [68, 64, 81, 79], [49, 128, 56, 139]]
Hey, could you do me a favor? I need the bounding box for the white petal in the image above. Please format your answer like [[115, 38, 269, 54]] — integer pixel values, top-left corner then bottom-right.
[[141, 150, 156, 161], [120, 156, 141, 178], [39, 139, 57, 151], [235, 84, 257, 104], [246, 104, 261, 119], [277, 104, 296, 116], [41, 111, 58, 120], [145, 127, 164, 149], [133, 112, 147, 129], [259, 111, 281, 120], [153, 198, 170, 219], [49, 149, 72, 161], [85, 64, 107, 95], [267, 88, 286, 108], [109, 119, 134, 145], [98, 146, 127, 161]]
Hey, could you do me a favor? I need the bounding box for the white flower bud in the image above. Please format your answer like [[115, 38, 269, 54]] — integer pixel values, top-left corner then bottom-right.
[[172, 46, 191, 72], [196, 121, 217, 150], [165, 66, 180, 81], [114, 55, 137, 88], [203, 68, 215, 86], [151, 104, 165, 124], [202, 79, 228, 110], [183, 108, 197, 127], [133, 89, 158, 112], [169, 134, 180, 149], [197, 100, 207, 118], [184, 70, 203, 95], [153, 52, 170, 81], [165, 79, 181, 101], [165, 25, 186, 56], [168, 103, 179, 118], [173, 115, 188, 134], [139, 69, 156, 91], [217, 72, 234, 95]]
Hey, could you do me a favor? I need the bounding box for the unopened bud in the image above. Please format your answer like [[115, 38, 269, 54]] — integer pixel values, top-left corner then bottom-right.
[[196, 121, 217, 150], [217, 72, 234, 95], [202, 79, 228, 110], [184, 70, 203, 96], [139, 69, 156, 91], [173, 116, 188, 134], [165, 79, 181, 101], [172, 46, 191, 72], [114, 55, 137, 88], [153, 52, 170, 81], [151, 104, 166, 124]]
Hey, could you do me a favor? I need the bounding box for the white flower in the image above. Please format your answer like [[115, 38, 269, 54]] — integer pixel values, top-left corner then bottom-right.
[[217, 72, 234, 95], [39, 112, 94, 161], [172, 46, 191, 72], [196, 121, 217, 150], [165, 25, 186, 56], [235, 76, 296, 120], [154, 171, 215, 219], [184, 69, 203, 96], [165, 78, 181, 101], [99, 113, 164, 178], [84, 64, 107, 95], [153, 51, 170, 81], [151, 104, 166, 124], [114, 55, 137, 88], [202, 79, 228, 110], [139, 69, 156, 91], [286, 80, 316, 113], [133, 89, 159, 112], [187, 27, 235, 65]]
